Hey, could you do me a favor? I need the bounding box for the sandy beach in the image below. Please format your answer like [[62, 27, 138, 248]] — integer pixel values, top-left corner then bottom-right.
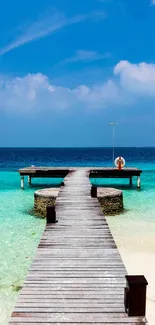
[[120, 249, 155, 325], [105, 232, 155, 325]]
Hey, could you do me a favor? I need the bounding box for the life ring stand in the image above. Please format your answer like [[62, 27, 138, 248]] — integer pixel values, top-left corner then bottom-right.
[[115, 156, 126, 170]]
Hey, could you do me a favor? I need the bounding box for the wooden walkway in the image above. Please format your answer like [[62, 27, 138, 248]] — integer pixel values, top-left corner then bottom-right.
[[9, 170, 147, 324]]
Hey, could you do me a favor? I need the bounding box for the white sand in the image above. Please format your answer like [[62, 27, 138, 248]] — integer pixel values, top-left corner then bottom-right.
[[118, 248, 155, 325], [106, 210, 155, 325]]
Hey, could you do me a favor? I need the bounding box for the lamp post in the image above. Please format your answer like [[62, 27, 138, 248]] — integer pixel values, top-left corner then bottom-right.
[[109, 122, 117, 167]]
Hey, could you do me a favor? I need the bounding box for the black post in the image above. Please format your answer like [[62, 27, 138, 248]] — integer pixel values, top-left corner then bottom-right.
[[46, 206, 57, 224], [129, 176, 132, 186], [124, 275, 148, 317], [91, 186, 97, 198]]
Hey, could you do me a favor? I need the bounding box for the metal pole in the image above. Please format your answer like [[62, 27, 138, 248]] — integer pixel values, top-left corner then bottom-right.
[[113, 125, 115, 168], [109, 122, 117, 167]]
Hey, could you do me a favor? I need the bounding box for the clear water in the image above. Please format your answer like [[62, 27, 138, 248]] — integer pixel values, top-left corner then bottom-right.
[[92, 172, 155, 251], [0, 147, 155, 324], [0, 169, 63, 324]]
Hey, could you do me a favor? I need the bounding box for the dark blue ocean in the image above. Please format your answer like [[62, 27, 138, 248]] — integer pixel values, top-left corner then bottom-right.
[[0, 147, 155, 170], [0, 147, 155, 324]]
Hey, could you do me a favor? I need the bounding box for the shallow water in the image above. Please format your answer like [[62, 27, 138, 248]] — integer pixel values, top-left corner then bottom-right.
[[93, 170, 155, 251], [0, 148, 155, 324], [0, 171, 63, 324]]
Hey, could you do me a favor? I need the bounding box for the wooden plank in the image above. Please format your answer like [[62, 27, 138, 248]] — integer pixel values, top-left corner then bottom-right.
[[18, 295, 124, 300], [10, 314, 146, 322], [17, 302, 124, 306], [20, 283, 124, 289], [10, 322, 148, 325], [14, 307, 125, 312], [25, 278, 125, 282], [17, 293, 124, 299], [10, 319, 148, 325]]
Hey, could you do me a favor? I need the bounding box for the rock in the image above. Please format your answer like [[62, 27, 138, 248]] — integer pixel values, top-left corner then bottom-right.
[[34, 188, 59, 218], [11, 285, 22, 292], [97, 187, 123, 215]]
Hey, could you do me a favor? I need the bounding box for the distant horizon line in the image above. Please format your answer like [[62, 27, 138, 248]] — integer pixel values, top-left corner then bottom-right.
[[0, 146, 155, 149]]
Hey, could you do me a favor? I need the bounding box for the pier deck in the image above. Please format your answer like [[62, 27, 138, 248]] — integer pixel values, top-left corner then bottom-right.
[[9, 170, 147, 324], [19, 166, 142, 177], [19, 166, 142, 188]]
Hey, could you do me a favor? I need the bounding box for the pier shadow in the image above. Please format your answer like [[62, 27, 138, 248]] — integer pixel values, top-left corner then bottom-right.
[[97, 184, 137, 191], [25, 207, 45, 219], [30, 184, 60, 188], [90, 178, 142, 191], [28, 182, 62, 189]]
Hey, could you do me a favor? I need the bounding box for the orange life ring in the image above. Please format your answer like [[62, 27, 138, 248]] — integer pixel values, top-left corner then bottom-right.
[[115, 156, 125, 169]]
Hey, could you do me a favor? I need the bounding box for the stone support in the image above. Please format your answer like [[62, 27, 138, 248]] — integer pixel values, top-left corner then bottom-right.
[[97, 187, 123, 215]]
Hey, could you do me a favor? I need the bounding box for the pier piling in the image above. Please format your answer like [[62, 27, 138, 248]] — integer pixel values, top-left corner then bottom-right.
[[28, 175, 31, 186], [21, 176, 24, 189], [124, 275, 148, 317], [137, 176, 141, 189], [91, 185, 97, 197], [129, 176, 132, 186], [46, 205, 57, 224]]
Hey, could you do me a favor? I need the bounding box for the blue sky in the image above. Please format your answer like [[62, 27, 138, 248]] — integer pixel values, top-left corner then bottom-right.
[[0, 0, 155, 146]]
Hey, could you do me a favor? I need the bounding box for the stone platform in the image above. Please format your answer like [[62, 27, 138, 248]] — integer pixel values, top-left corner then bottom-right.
[[98, 188, 123, 215], [34, 187, 123, 217], [34, 188, 59, 217]]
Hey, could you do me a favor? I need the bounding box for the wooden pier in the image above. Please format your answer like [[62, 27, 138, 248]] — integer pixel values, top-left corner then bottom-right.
[[19, 166, 142, 189], [9, 170, 147, 325]]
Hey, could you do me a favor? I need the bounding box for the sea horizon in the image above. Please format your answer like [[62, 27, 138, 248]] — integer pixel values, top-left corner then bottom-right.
[[1, 146, 155, 148]]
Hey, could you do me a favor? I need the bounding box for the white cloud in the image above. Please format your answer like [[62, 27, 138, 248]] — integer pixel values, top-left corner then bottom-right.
[[0, 10, 106, 56], [151, 0, 155, 5], [114, 60, 155, 96], [0, 11, 66, 56], [61, 50, 110, 64], [73, 80, 121, 108], [1, 60, 155, 113], [0, 72, 120, 113]]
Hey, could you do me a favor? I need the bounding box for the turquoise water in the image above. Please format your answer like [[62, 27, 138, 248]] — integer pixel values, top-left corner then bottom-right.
[[1, 147, 155, 324], [0, 172, 63, 325], [92, 167, 155, 250]]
